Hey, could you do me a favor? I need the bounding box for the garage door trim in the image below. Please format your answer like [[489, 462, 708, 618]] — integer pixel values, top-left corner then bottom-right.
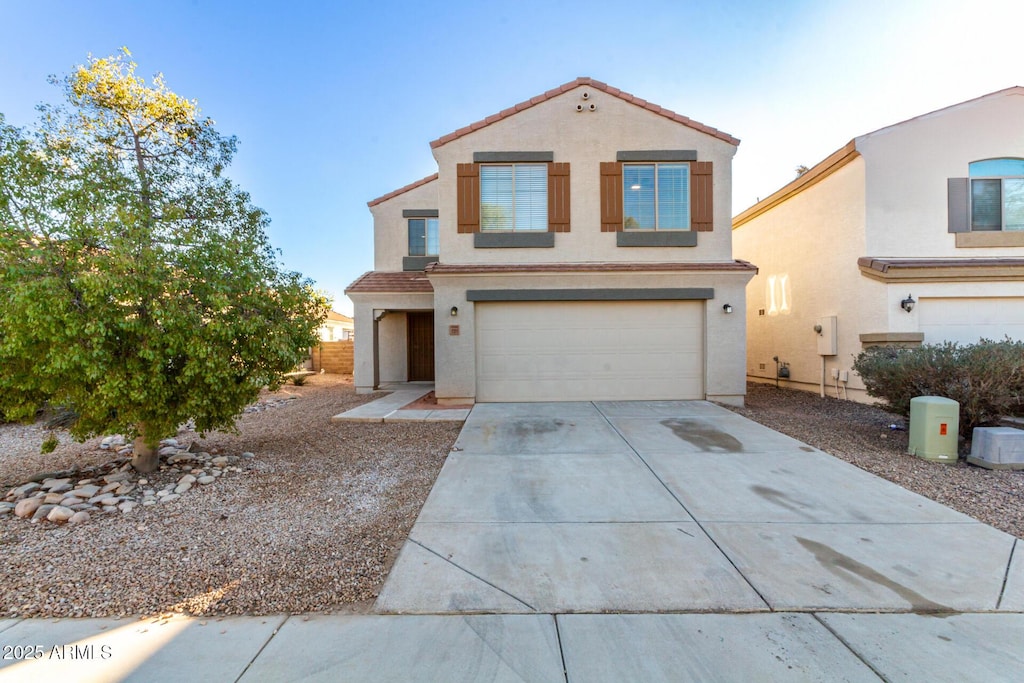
[[467, 287, 714, 302]]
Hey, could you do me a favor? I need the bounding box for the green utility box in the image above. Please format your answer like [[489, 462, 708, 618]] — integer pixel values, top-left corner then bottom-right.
[[908, 396, 959, 463]]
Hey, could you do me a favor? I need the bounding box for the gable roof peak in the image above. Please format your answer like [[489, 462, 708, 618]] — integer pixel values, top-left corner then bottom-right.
[[430, 77, 739, 149]]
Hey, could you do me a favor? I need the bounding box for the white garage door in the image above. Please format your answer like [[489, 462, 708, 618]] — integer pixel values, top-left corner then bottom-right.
[[475, 301, 704, 402], [919, 297, 1024, 345]]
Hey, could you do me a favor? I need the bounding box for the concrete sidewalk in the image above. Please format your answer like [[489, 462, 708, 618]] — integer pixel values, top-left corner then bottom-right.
[[4, 611, 1024, 681], [3, 400, 1022, 681], [330, 383, 471, 423]]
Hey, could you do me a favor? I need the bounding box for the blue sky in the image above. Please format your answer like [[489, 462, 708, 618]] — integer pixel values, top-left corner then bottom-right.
[[2, 0, 1021, 314]]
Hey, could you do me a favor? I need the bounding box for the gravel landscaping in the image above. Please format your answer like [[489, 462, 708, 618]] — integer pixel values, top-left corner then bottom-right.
[[3, 377, 1020, 619], [0, 375, 461, 619], [729, 382, 1024, 540]]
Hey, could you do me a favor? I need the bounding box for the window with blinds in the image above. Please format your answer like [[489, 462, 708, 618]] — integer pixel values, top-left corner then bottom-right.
[[480, 164, 548, 231], [968, 158, 1024, 231], [623, 163, 690, 230]]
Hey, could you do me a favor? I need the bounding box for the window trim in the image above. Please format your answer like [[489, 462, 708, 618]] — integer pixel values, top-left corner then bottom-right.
[[622, 162, 691, 231]]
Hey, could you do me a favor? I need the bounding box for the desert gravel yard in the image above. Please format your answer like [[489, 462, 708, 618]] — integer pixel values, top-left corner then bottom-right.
[[3, 378, 1021, 620], [730, 383, 1024, 540], [0, 375, 461, 619]]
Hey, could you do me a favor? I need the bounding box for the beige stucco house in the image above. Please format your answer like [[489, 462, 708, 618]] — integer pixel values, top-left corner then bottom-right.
[[318, 310, 354, 342], [347, 77, 756, 405], [733, 86, 1024, 402]]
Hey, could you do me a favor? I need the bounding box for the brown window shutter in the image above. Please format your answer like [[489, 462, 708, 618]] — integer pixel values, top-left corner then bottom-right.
[[457, 163, 480, 233], [690, 161, 713, 232], [600, 161, 623, 232], [947, 177, 970, 233], [547, 162, 571, 232]]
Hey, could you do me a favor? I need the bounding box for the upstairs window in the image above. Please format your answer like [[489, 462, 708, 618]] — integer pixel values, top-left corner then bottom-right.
[[408, 217, 439, 256], [623, 163, 690, 230], [969, 159, 1024, 231], [480, 164, 548, 231]]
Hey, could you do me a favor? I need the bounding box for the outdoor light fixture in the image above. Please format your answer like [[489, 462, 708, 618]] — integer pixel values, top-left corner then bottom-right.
[[722, 304, 733, 314], [900, 295, 916, 313], [450, 306, 458, 317]]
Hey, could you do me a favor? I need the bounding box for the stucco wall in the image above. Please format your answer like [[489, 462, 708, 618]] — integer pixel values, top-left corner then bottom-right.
[[370, 179, 439, 271], [859, 90, 1024, 257], [350, 292, 433, 391], [734, 158, 882, 399], [429, 269, 754, 404], [432, 84, 738, 265]]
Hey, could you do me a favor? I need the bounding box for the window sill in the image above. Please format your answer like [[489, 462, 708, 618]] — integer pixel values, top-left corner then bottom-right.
[[474, 232, 555, 248], [403, 256, 438, 271], [617, 231, 697, 247], [956, 231, 1024, 248]]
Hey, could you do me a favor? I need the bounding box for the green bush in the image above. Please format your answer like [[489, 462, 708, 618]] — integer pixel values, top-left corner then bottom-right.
[[853, 338, 1024, 437]]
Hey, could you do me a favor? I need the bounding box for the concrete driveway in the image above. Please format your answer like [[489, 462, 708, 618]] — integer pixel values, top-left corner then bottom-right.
[[368, 400, 1024, 680]]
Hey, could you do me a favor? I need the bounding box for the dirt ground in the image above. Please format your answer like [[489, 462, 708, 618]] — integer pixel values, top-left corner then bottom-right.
[[0, 375, 461, 618]]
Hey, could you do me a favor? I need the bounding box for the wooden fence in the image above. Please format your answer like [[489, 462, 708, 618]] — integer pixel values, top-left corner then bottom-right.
[[310, 340, 354, 374]]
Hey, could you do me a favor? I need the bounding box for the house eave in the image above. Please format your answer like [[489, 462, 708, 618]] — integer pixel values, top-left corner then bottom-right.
[[733, 141, 859, 228], [857, 257, 1024, 283]]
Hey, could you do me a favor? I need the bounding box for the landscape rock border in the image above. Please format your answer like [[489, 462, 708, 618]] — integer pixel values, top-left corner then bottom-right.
[[1, 437, 255, 525]]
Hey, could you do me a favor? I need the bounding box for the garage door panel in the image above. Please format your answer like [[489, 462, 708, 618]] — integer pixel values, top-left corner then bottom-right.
[[919, 297, 1024, 345], [476, 301, 704, 402]]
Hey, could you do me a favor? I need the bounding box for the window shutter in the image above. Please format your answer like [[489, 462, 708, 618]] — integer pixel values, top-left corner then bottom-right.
[[547, 162, 570, 232], [690, 161, 713, 232], [947, 178, 970, 233], [457, 163, 480, 233], [600, 161, 623, 232]]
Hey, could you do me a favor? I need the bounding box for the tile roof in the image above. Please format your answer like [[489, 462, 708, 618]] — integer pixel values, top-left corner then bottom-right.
[[345, 271, 434, 294], [367, 173, 438, 208], [425, 261, 757, 275], [858, 257, 1024, 272], [429, 77, 740, 149]]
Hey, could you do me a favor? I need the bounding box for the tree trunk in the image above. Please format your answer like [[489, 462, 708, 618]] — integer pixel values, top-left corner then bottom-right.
[[131, 424, 160, 473]]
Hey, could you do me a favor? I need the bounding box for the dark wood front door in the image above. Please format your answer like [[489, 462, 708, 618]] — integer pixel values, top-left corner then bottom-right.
[[406, 312, 435, 381]]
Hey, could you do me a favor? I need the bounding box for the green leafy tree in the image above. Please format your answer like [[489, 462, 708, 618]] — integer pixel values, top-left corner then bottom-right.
[[0, 50, 328, 471]]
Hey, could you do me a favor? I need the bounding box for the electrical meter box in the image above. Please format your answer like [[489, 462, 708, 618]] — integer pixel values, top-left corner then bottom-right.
[[908, 396, 959, 463], [817, 316, 837, 356]]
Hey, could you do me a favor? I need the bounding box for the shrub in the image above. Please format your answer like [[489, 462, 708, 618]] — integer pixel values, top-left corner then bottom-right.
[[853, 338, 1024, 437]]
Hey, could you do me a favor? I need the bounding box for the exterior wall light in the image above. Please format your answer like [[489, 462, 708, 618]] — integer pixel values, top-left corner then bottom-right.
[[450, 306, 458, 317], [722, 304, 733, 314], [900, 295, 915, 313]]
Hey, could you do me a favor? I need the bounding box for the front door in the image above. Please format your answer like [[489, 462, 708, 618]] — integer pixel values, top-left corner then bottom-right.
[[406, 311, 435, 381]]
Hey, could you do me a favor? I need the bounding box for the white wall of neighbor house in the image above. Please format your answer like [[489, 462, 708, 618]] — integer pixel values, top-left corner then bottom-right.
[[370, 179, 438, 271], [428, 269, 754, 405], [886, 283, 1024, 344], [432, 84, 738, 264], [350, 292, 434, 392], [858, 91, 1024, 257], [734, 157, 885, 400]]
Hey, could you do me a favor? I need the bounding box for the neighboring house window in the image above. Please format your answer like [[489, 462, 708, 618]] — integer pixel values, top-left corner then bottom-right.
[[480, 164, 548, 231], [623, 163, 690, 230], [408, 218, 439, 255], [969, 159, 1024, 231]]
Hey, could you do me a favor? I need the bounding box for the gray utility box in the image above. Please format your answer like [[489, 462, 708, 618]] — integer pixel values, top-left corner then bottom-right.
[[967, 427, 1024, 470]]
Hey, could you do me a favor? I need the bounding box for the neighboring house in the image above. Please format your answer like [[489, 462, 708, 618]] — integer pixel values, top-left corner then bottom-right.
[[346, 77, 756, 405], [733, 86, 1024, 402], [319, 310, 354, 342]]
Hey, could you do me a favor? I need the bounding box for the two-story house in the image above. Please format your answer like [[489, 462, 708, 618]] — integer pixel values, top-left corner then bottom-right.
[[733, 87, 1024, 402], [347, 78, 756, 405]]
